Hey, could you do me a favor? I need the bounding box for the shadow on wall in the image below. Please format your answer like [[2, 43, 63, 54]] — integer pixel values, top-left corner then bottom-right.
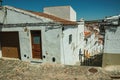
[[108, 27, 117, 33], [81, 53, 103, 67], [0, 24, 2, 31]]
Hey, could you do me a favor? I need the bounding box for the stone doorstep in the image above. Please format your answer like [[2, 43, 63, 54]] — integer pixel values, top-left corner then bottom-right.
[[30, 59, 43, 64], [1, 57, 20, 60]]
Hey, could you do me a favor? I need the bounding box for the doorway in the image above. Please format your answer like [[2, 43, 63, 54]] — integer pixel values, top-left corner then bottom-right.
[[31, 31, 42, 59]]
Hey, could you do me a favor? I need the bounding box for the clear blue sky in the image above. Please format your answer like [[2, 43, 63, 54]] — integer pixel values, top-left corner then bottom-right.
[[2, 0, 120, 20]]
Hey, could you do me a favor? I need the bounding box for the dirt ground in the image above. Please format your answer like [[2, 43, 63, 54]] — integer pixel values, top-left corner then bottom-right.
[[0, 59, 120, 80]]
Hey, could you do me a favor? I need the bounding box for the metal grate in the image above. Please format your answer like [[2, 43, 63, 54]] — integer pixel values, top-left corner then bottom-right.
[[81, 53, 103, 67]]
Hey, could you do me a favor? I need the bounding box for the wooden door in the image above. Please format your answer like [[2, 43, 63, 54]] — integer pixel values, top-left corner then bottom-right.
[[0, 32, 20, 58], [31, 31, 42, 59]]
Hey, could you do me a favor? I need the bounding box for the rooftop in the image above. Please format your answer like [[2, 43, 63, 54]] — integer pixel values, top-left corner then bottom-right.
[[4, 5, 78, 26], [28, 11, 77, 25]]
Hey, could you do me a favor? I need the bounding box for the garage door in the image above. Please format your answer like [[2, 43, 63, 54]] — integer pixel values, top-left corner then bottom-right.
[[0, 32, 20, 58]]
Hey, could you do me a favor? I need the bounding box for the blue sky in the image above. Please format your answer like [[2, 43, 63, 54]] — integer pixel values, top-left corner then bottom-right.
[[2, 0, 120, 20]]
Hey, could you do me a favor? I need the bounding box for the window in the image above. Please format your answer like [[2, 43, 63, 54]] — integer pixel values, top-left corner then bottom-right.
[[33, 36, 40, 44], [69, 34, 72, 44]]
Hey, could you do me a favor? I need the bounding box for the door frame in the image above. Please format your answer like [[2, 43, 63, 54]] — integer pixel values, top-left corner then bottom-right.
[[31, 30, 42, 59]]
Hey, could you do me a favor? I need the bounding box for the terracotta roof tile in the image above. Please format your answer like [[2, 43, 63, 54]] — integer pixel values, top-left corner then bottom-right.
[[84, 31, 91, 38], [28, 11, 78, 25]]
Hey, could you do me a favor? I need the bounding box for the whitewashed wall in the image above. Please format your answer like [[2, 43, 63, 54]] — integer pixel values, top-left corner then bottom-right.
[[1, 26, 61, 63], [84, 33, 99, 56], [0, 6, 85, 65], [0, 9, 5, 23], [102, 15, 120, 67], [44, 6, 76, 21], [104, 26, 120, 54], [40, 26, 61, 63], [61, 22, 84, 65], [70, 7, 76, 21], [0, 6, 61, 63], [61, 26, 78, 65], [77, 22, 85, 55], [5, 9, 52, 24]]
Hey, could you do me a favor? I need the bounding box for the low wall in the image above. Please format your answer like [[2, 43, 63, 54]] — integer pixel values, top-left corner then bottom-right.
[[102, 53, 120, 67]]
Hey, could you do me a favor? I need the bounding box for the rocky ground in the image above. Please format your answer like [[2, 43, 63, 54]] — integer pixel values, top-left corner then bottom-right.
[[0, 59, 120, 80]]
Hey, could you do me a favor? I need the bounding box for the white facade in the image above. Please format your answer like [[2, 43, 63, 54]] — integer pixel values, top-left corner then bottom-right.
[[104, 26, 120, 53], [0, 6, 84, 65], [44, 6, 76, 21], [84, 31, 103, 59], [102, 15, 120, 67], [104, 15, 120, 54], [84, 33, 98, 56], [61, 22, 84, 65]]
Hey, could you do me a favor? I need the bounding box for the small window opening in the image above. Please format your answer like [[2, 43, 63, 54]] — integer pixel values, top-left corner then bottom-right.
[[62, 27, 64, 31], [52, 57, 56, 62], [69, 34, 72, 44], [24, 54, 26, 57], [43, 55, 46, 58]]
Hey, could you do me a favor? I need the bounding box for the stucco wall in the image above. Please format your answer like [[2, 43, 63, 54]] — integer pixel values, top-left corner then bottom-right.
[[104, 26, 120, 53], [1, 25, 61, 63], [1, 7, 52, 24], [19, 30, 32, 61], [0, 7, 61, 64], [61, 26, 77, 65], [19, 26, 61, 63], [41, 26, 61, 63], [77, 22, 85, 61], [0, 6, 85, 65], [70, 7, 76, 21], [61, 22, 84, 65], [5, 9, 43, 24], [0, 9, 5, 23], [103, 24, 120, 67], [44, 6, 76, 21]]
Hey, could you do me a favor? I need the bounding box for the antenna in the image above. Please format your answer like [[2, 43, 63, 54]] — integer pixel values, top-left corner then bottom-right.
[[0, 0, 3, 6]]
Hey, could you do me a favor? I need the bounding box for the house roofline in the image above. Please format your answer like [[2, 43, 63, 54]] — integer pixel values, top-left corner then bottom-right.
[[3, 5, 78, 26]]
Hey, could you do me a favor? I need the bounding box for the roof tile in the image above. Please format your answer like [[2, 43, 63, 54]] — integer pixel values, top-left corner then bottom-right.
[[28, 11, 78, 25]]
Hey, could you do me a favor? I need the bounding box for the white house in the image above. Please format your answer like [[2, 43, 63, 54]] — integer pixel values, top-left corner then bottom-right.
[[0, 5, 84, 65], [102, 15, 120, 67], [84, 31, 99, 58], [83, 21, 103, 59]]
